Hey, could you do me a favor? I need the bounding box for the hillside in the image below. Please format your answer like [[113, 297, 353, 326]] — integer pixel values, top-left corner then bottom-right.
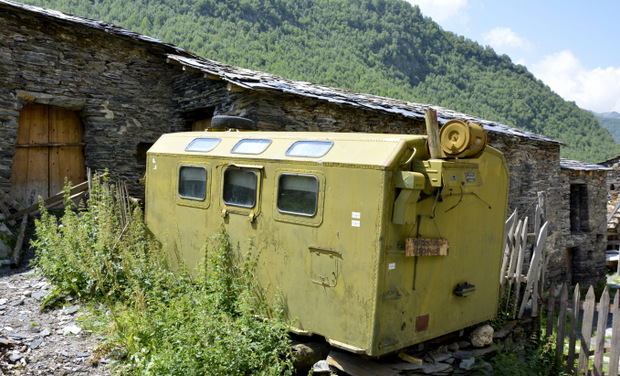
[[595, 112, 620, 145], [19, 0, 620, 162]]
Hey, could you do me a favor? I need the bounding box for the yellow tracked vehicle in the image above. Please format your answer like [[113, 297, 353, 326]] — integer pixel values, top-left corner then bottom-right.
[[144, 118, 509, 356]]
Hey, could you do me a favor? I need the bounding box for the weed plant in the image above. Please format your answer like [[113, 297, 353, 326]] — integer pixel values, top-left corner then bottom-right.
[[31, 177, 293, 375]]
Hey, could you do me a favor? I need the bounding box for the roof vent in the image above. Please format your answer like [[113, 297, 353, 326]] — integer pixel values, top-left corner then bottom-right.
[[208, 115, 256, 131]]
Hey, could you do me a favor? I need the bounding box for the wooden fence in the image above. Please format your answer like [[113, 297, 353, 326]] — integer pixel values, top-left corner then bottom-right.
[[500, 191, 548, 320], [544, 284, 620, 376], [500, 191, 620, 375]]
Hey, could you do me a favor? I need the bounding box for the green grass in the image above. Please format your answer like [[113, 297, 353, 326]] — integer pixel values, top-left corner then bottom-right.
[[31, 176, 294, 375]]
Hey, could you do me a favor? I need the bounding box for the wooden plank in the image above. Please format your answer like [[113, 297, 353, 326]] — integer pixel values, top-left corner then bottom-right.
[[579, 286, 596, 374], [326, 350, 397, 376], [609, 291, 620, 376], [15, 142, 85, 148], [49, 107, 85, 196], [405, 238, 449, 256], [512, 216, 528, 318], [0, 199, 10, 218], [0, 189, 25, 210], [424, 109, 441, 159], [556, 283, 568, 363], [11, 190, 35, 266], [566, 284, 580, 374], [546, 284, 557, 342], [7, 179, 91, 220], [505, 219, 523, 311], [519, 222, 548, 318], [11, 105, 49, 202], [397, 352, 423, 365], [593, 287, 609, 376], [499, 209, 517, 288]]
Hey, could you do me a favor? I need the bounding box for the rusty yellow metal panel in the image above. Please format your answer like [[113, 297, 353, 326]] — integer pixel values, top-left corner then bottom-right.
[[144, 130, 509, 357]]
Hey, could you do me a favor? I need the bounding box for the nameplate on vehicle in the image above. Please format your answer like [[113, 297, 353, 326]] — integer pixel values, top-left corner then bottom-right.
[[406, 238, 449, 256]]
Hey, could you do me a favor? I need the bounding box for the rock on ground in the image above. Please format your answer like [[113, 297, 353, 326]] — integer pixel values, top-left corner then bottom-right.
[[1, 261, 111, 376]]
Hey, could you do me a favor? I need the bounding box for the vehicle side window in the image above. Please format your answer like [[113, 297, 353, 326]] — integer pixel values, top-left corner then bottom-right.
[[179, 166, 207, 200], [277, 174, 319, 216], [223, 168, 257, 208]]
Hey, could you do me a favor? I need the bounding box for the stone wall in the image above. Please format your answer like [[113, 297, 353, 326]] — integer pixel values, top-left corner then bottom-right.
[[172, 78, 580, 282], [0, 7, 183, 197], [0, 5, 605, 286], [559, 169, 608, 287]]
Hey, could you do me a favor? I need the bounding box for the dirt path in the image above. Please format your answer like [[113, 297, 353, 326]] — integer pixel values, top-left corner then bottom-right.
[[0, 252, 111, 376]]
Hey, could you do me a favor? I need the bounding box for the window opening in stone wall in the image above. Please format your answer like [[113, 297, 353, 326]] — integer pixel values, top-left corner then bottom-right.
[[179, 166, 207, 200], [223, 168, 257, 208], [569, 183, 589, 232], [277, 174, 319, 216], [136, 142, 154, 165], [183, 107, 214, 131]]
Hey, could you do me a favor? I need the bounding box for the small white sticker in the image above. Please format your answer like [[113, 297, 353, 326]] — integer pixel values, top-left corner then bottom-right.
[[352, 212, 361, 219], [153, 165, 157, 170], [152, 158, 156, 163], [389, 263, 396, 270], [351, 220, 360, 227]]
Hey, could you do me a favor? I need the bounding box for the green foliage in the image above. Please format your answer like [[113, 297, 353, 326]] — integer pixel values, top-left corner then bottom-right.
[[31, 178, 293, 375], [480, 335, 568, 376], [31, 177, 169, 305], [594, 112, 620, 145], [17, 0, 620, 162]]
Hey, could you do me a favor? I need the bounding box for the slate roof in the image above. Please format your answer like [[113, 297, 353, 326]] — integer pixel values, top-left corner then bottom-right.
[[1, 0, 561, 145], [560, 158, 611, 171]]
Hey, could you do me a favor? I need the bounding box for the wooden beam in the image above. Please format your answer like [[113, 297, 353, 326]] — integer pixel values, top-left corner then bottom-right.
[[204, 73, 223, 81], [11, 190, 35, 266], [0, 189, 25, 210], [227, 82, 246, 92], [7, 175, 104, 220], [424, 109, 442, 159]]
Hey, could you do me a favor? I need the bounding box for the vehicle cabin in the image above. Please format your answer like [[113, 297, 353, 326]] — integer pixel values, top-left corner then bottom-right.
[[144, 123, 509, 356]]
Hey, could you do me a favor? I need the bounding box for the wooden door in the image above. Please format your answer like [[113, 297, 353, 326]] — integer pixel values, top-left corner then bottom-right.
[[10, 104, 85, 203]]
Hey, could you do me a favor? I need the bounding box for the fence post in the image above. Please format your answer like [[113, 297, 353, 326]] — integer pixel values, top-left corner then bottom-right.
[[567, 284, 580, 374], [593, 288, 610, 376], [609, 291, 620, 376], [556, 284, 568, 363], [500, 209, 517, 291], [519, 222, 548, 319], [512, 217, 528, 318], [506, 219, 523, 311], [579, 286, 596, 374], [546, 284, 558, 342]]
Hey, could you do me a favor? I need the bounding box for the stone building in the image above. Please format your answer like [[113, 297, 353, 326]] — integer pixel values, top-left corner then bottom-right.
[[0, 0, 607, 286], [559, 159, 610, 287]]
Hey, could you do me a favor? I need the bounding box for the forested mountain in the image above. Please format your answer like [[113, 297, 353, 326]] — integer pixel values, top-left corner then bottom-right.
[[595, 112, 620, 146], [19, 0, 620, 162]]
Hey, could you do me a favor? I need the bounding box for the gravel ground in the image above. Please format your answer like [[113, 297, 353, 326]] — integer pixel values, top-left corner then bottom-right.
[[0, 240, 112, 376]]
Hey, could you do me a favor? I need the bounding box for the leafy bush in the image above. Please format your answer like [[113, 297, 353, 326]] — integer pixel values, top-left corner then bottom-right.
[[32, 177, 293, 375]]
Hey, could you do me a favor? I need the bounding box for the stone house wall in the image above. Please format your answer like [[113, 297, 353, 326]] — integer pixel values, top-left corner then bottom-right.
[[0, 5, 184, 197], [559, 168, 608, 287], [174, 71, 577, 282], [0, 2, 605, 287]]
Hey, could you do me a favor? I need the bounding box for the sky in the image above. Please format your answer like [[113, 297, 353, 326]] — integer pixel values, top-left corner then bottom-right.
[[406, 0, 620, 114]]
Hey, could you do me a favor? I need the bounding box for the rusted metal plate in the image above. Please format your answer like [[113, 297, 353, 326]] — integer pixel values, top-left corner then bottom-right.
[[406, 238, 449, 257], [416, 314, 430, 332]]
